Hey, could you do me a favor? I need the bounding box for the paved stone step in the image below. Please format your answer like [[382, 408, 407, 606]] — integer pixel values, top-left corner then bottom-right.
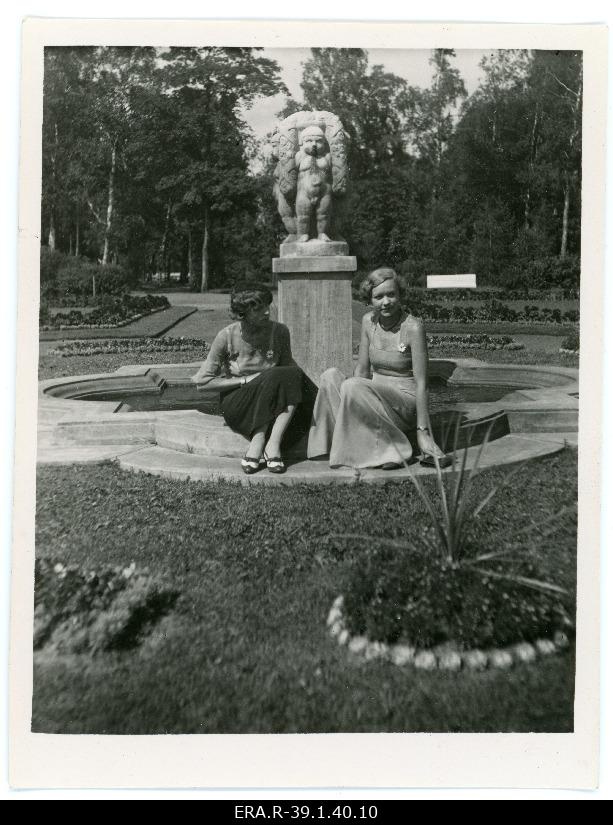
[[113, 433, 569, 486], [37, 444, 150, 464]]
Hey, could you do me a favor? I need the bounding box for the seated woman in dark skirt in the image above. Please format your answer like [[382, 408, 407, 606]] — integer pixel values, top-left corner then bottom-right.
[[191, 283, 314, 474]]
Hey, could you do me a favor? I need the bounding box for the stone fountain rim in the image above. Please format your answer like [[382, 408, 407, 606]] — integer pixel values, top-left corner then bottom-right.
[[37, 358, 579, 484]]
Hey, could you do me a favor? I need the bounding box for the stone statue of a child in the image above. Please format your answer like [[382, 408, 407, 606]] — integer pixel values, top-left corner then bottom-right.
[[294, 125, 333, 242]]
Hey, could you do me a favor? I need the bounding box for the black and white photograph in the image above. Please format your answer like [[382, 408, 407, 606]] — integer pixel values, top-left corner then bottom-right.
[[7, 15, 607, 792]]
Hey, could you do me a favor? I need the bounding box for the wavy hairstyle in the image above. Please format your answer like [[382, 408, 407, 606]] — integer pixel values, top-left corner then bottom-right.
[[230, 282, 273, 320], [358, 267, 408, 306]]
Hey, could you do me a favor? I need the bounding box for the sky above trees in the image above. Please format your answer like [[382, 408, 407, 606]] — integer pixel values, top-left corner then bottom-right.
[[243, 48, 488, 139]]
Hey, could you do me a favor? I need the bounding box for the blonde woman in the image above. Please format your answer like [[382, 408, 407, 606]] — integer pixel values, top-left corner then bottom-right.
[[308, 268, 446, 469]]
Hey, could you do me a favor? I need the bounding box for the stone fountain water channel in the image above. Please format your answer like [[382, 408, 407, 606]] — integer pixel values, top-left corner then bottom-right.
[[37, 358, 579, 485]]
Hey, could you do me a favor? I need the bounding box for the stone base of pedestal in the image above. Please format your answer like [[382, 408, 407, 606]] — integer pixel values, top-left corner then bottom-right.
[[280, 239, 349, 257], [272, 255, 357, 385]]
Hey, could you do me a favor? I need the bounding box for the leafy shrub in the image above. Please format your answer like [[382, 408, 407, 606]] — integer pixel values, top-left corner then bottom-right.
[[54, 257, 100, 304], [39, 303, 50, 326], [560, 333, 580, 352], [34, 558, 179, 654], [95, 263, 130, 296], [40, 247, 66, 284], [39, 246, 130, 305], [509, 256, 580, 292]]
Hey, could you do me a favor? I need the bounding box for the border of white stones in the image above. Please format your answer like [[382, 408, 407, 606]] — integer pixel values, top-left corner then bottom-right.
[[327, 596, 572, 671]]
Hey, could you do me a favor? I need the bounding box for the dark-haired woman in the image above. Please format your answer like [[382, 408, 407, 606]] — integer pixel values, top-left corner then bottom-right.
[[191, 283, 315, 474], [307, 267, 446, 469]]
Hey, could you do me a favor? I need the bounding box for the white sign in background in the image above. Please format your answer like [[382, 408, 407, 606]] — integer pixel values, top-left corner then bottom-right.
[[427, 274, 477, 289]]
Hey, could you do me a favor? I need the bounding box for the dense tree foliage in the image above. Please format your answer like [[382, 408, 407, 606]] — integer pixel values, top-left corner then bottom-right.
[[41, 46, 582, 292]]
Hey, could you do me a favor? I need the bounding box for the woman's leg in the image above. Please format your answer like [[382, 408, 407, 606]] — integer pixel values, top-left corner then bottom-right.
[[245, 426, 267, 460], [265, 404, 296, 458], [329, 377, 415, 469], [221, 366, 303, 444], [307, 368, 346, 458]]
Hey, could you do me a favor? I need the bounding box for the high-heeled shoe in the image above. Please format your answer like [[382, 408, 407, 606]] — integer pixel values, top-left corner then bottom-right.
[[241, 454, 265, 474], [263, 451, 286, 474], [418, 452, 452, 469]]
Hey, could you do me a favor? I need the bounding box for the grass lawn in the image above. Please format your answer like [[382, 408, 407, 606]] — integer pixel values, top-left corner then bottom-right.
[[34, 449, 577, 734]]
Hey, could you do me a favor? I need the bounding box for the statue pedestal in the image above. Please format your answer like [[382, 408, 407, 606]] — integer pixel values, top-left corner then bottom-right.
[[272, 254, 357, 385]]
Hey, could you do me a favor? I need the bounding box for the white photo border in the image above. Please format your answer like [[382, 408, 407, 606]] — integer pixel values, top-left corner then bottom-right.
[[10, 17, 606, 790]]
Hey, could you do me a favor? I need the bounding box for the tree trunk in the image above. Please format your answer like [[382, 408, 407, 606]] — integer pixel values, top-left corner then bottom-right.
[[102, 139, 117, 266], [559, 75, 582, 260], [75, 202, 80, 257], [188, 227, 195, 286], [158, 202, 171, 280], [48, 211, 56, 250], [48, 122, 58, 250], [560, 176, 570, 259], [524, 104, 540, 230], [200, 207, 210, 293]]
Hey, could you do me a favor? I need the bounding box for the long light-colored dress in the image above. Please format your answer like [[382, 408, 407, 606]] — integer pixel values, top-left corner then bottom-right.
[[307, 312, 417, 468]]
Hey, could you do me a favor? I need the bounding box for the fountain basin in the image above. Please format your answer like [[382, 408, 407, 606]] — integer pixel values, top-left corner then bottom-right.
[[37, 359, 579, 483]]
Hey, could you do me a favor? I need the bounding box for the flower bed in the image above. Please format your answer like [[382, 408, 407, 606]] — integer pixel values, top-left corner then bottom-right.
[[51, 337, 210, 358], [34, 558, 179, 655], [40, 295, 170, 330], [326, 534, 574, 672], [337, 537, 573, 648], [351, 333, 525, 357], [327, 595, 571, 671], [427, 333, 524, 351]]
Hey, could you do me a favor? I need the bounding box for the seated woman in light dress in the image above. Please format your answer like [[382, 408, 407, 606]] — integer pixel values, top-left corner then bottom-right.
[[307, 267, 446, 470], [191, 282, 315, 475]]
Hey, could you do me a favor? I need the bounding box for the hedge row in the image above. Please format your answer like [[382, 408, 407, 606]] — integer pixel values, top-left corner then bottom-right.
[[405, 287, 579, 303], [405, 298, 579, 325]]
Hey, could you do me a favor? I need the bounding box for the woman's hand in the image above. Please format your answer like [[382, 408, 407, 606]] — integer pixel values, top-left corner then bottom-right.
[[191, 373, 204, 384], [228, 359, 242, 377], [417, 429, 445, 458]]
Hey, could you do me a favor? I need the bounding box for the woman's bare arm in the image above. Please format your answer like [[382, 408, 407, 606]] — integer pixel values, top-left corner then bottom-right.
[[353, 312, 373, 378], [191, 328, 260, 390], [191, 374, 259, 391], [407, 317, 429, 428], [407, 317, 445, 456]]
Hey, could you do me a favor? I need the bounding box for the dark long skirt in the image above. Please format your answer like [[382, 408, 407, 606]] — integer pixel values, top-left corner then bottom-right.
[[221, 366, 317, 447]]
